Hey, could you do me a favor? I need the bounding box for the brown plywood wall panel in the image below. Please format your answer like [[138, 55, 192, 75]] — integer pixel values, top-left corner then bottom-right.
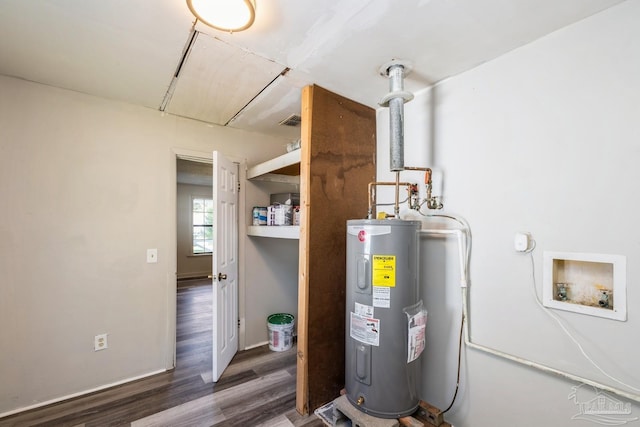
[[296, 85, 376, 414]]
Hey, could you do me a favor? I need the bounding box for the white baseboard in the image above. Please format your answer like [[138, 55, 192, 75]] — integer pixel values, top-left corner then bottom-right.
[[0, 368, 166, 419], [244, 340, 269, 350], [177, 272, 211, 280]]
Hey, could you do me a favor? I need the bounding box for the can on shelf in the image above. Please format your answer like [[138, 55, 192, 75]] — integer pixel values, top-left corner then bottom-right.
[[253, 207, 267, 225], [293, 206, 300, 226]]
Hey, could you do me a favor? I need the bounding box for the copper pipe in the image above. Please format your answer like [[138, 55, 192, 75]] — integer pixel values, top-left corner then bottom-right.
[[403, 166, 433, 185], [367, 181, 413, 218], [404, 166, 442, 209]]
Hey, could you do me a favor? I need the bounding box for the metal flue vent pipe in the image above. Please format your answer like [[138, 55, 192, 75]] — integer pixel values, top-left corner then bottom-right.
[[379, 60, 414, 172]]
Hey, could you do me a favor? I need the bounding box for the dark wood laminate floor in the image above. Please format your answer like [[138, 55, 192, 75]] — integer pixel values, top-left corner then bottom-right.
[[0, 279, 323, 427]]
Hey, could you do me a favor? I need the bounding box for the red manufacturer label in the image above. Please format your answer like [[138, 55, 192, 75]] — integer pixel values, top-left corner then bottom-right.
[[358, 230, 366, 242]]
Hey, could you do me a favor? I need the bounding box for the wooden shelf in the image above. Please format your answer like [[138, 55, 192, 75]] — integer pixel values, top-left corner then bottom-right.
[[247, 150, 300, 180], [247, 225, 299, 239]]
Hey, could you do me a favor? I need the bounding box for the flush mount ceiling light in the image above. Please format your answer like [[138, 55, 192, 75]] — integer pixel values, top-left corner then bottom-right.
[[187, 0, 256, 32]]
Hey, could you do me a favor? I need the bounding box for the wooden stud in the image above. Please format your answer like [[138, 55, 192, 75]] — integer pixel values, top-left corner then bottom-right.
[[296, 85, 314, 415]]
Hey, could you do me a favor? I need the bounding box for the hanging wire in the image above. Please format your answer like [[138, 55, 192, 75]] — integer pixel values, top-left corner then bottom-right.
[[442, 312, 464, 414], [417, 212, 471, 415]]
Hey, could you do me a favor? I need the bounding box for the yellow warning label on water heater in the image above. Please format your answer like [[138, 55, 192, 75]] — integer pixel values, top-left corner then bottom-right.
[[372, 255, 396, 287]]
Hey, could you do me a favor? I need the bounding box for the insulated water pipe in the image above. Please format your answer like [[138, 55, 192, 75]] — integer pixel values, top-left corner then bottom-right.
[[379, 60, 415, 215], [379, 60, 414, 172]]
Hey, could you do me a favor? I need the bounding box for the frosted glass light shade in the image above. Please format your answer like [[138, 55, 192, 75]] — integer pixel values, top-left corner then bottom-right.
[[187, 0, 256, 32]]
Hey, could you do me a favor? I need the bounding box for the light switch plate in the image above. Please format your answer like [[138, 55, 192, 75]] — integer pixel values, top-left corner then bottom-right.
[[147, 248, 158, 263]]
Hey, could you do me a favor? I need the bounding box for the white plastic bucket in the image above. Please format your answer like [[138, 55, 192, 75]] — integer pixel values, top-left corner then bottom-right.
[[267, 313, 295, 351]]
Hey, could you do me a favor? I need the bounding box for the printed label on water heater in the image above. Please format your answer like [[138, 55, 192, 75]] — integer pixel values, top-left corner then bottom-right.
[[407, 310, 427, 363], [350, 312, 380, 346], [354, 302, 374, 317], [372, 255, 396, 287], [372, 286, 391, 308]]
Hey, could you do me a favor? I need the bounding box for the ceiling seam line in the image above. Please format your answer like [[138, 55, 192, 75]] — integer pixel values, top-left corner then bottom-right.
[[224, 67, 291, 126], [159, 28, 199, 112]]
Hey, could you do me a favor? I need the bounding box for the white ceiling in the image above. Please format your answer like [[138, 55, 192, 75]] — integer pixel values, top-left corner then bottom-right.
[[0, 0, 626, 141]]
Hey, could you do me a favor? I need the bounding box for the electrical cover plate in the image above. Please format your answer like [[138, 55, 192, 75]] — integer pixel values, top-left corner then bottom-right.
[[514, 233, 530, 252], [542, 251, 626, 321]]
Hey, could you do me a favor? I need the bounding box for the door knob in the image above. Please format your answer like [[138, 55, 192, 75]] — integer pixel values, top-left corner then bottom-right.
[[218, 272, 227, 281]]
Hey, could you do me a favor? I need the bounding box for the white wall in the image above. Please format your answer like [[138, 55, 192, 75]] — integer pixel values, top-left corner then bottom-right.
[[0, 75, 287, 415], [177, 183, 212, 279], [377, 2, 640, 426]]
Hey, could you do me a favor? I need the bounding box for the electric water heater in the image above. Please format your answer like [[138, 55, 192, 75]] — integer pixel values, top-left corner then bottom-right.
[[345, 219, 423, 418]]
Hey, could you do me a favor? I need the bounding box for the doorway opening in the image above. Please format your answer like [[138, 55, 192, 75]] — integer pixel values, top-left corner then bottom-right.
[[176, 158, 213, 281], [171, 151, 243, 381], [175, 158, 214, 375]]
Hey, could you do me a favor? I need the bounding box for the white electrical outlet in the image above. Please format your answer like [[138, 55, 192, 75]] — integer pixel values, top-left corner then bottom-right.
[[147, 248, 158, 263], [514, 232, 530, 252], [94, 333, 108, 351]]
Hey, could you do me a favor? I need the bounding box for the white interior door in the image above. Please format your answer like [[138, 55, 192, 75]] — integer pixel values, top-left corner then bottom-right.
[[212, 151, 238, 382]]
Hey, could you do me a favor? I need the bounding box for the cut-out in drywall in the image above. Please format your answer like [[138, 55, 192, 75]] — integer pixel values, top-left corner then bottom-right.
[[543, 252, 626, 321]]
